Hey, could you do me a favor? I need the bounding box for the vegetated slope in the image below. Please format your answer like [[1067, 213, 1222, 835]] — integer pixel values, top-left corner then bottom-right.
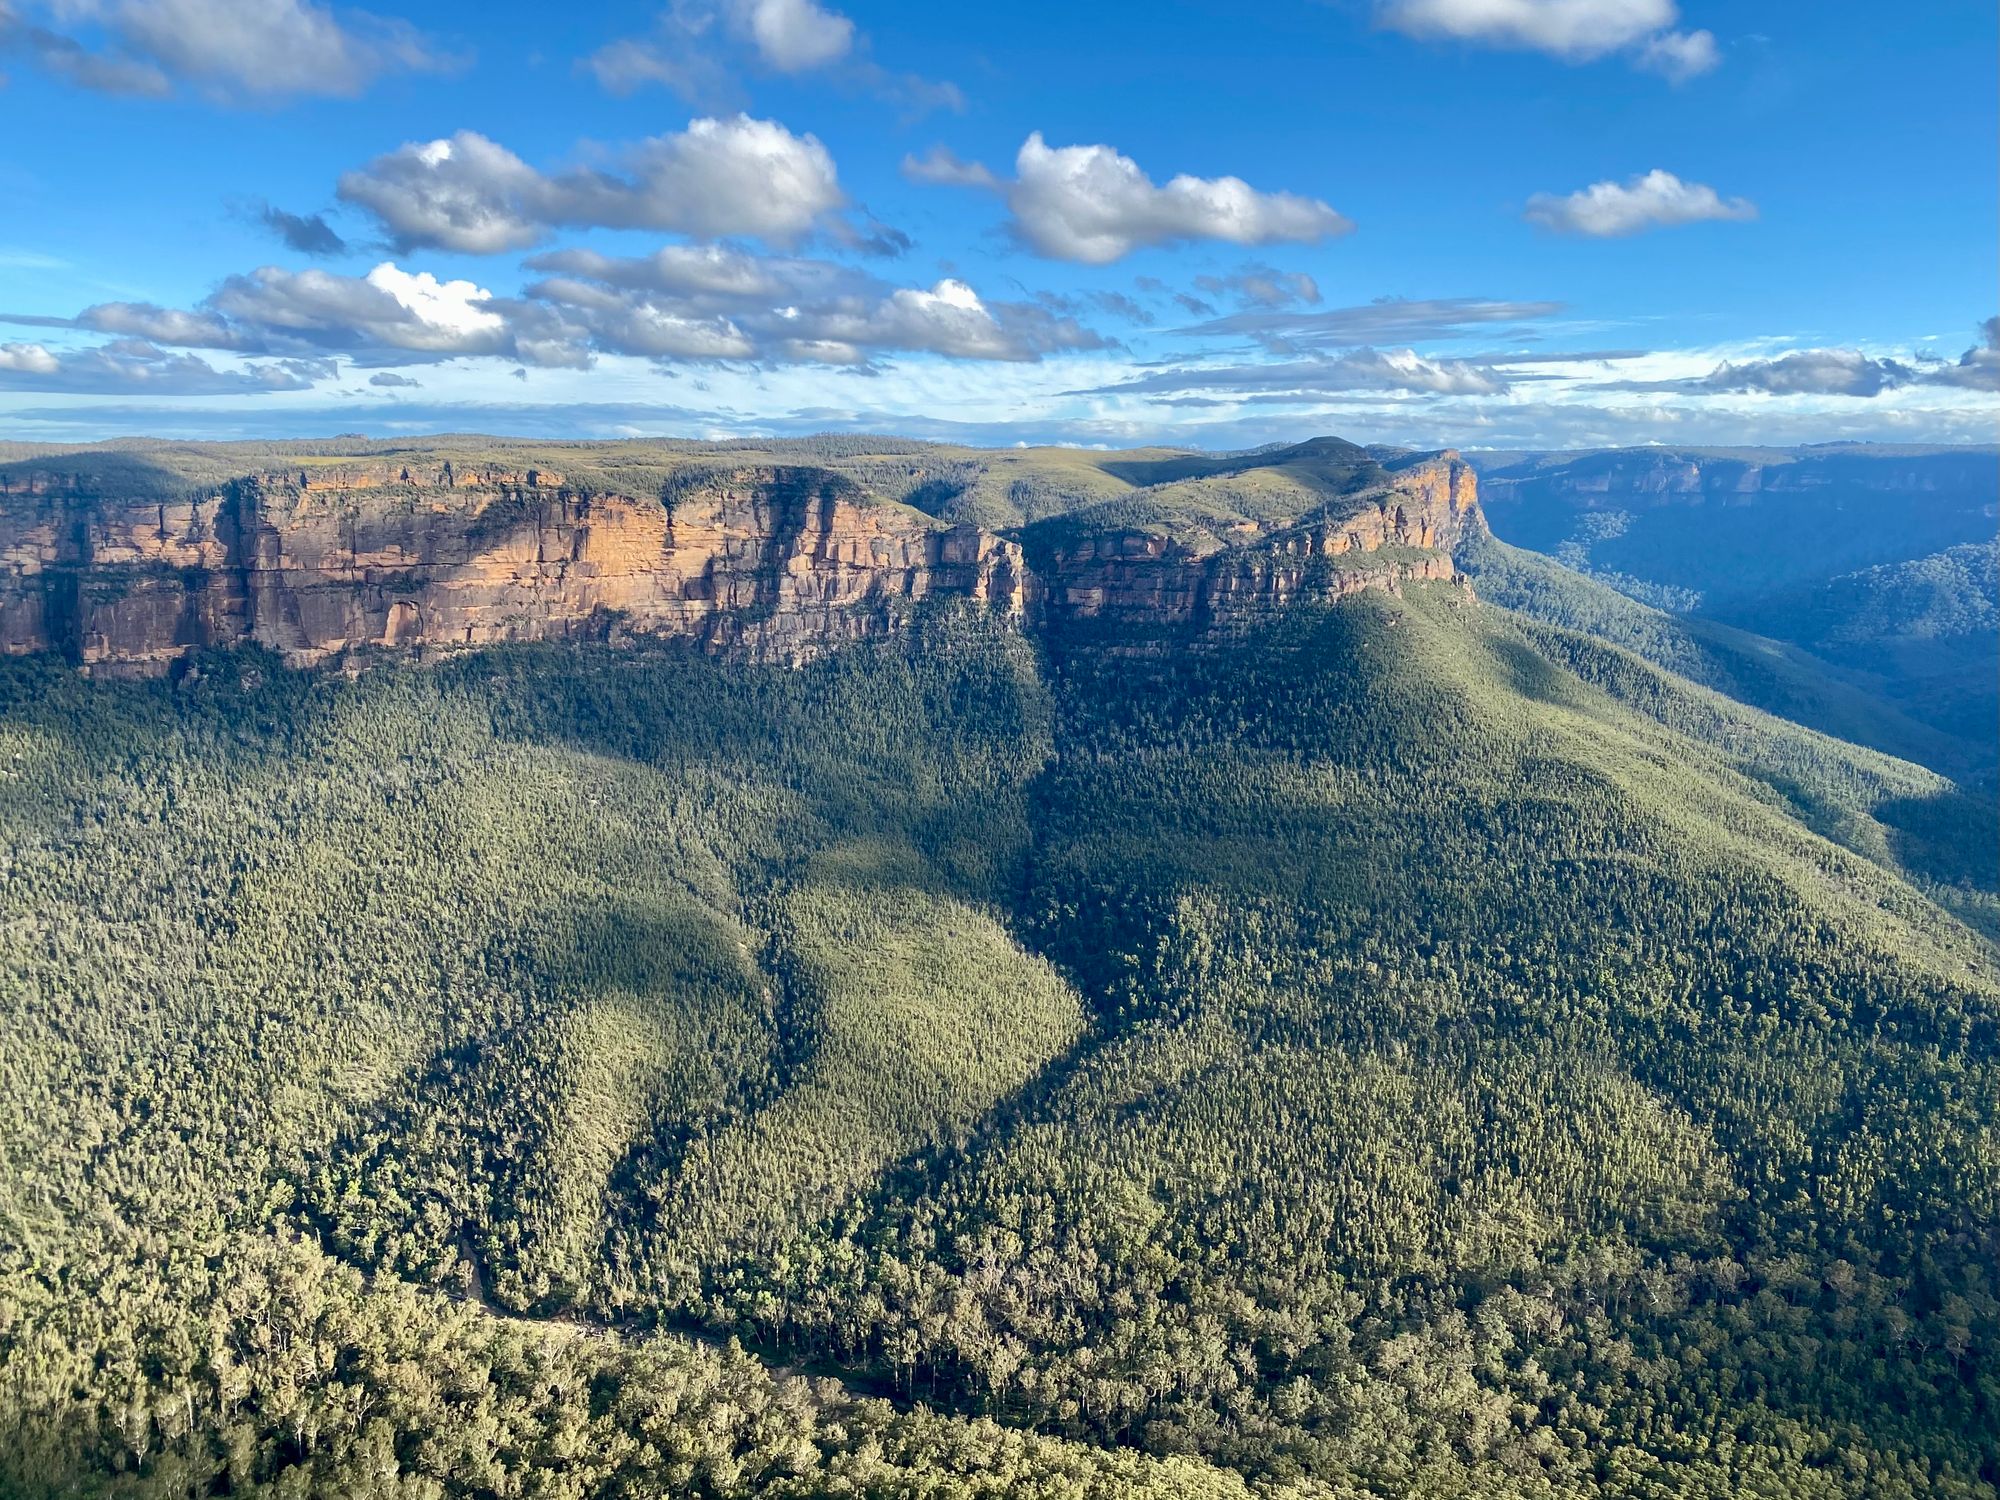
[[2, 588, 1997, 1495], [685, 590, 1997, 1498], [0, 615, 1276, 1498], [1457, 529, 1994, 784], [1726, 542, 2000, 753]]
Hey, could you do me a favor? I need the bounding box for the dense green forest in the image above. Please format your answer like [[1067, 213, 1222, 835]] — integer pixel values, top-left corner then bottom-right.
[[1456, 531, 1995, 785], [2, 581, 1996, 1497], [1461, 447, 1998, 778], [1724, 544, 2000, 759]]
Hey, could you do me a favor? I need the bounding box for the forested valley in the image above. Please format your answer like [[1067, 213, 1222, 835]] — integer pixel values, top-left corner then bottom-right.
[[2, 583, 1996, 1498]]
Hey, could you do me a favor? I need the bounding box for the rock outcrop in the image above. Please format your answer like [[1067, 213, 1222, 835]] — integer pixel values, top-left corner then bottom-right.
[[0, 450, 1479, 674], [1032, 452, 1481, 646], [0, 464, 1023, 673]]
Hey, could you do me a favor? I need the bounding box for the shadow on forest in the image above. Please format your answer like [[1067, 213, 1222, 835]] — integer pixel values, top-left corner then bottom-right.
[[1876, 787, 2000, 894]]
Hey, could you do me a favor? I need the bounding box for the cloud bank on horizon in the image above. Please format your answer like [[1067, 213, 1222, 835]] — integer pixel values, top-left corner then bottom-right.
[[0, 0, 1991, 449]]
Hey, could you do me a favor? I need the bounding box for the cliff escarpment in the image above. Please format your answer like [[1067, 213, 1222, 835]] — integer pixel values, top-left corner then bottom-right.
[[0, 463, 1023, 673], [0, 445, 1481, 674], [1027, 452, 1482, 646]]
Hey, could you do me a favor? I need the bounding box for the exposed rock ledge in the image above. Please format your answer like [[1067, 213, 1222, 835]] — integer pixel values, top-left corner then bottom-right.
[[0, 454, 1480, 675]]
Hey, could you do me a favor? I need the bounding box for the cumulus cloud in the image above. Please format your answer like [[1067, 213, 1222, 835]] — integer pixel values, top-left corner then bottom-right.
[[367, 371, 420, 387], [76, 302, 249, 349], [909, 133, 1350, 264], [0, 338, 327, 393], [1179, 295, 1566, 353], [59, 263, 537, 367], [336, 118, 845, 254], [523, 247, 1106, 364], [1525, 170, 1755, 236], [1922, 317, 2000, 392], [1609, 340, 1999, 398], [527, 243, 794, 300], [1586, 320, 2000, 399], [9, 244, 1110, 377], [0, 0, 455, 102], [1378, 0, 1718, 78], [733, 0, 852, 70], [1011, 133, 1351, 263], [1690, 349, 1914, 396], [586, 0, 957, 114], [208, 264, 512, 358]]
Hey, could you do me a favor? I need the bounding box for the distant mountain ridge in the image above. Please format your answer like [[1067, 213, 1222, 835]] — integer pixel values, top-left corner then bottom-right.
[[1463, 443, 1998, 778], [1468, 442, 1997, 608]]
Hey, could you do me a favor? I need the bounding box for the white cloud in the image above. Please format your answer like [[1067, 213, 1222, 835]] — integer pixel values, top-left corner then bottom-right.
[[828, 280, 1033, 361], [0, 0, 454, 102], [23, 243, 1109, 376], [337, 118, 844, 253], [1691, 349, 1913, 396], [528, 243, 791, 300], [1613, 325, 2000, 397], [731, 0, 852, 71], [109, 261, 531, 363], [623, 117, 844, 240], [586, 29, 730, 103], [584, 0, 956, 113], [0, 343, 62, 376], [0, 337, 325, 392], [1378, 0, 1719, 76], [1922, 317, 2000, 392], [1080, 347, 1513, 400], [78, 302, 247, 348], [1635, 27, 1718, 80], [1525, 170, 1755, 236], [518, 277, 755, 360], [913, 133, 1351, 265], [362, 264, 508, 341], [901, 145, 1001, 191], [524, 251, 1106, 364], [1180, 296, 1566, 352], [1196, 266, 1322, 309], [335, 133, 560, 255]]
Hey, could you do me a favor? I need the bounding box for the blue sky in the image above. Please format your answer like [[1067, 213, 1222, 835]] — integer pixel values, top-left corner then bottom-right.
[[0, 0, 1993, 449]]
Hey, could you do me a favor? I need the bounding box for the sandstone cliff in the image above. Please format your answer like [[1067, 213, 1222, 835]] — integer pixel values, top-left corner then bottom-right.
[[0, 448, 1479, 674], [1030, 452, 1481, 646], [0, 463, 1022, 673]]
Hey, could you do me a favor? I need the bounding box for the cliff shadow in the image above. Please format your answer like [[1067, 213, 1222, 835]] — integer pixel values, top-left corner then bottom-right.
[[0, 449, 226, 503]]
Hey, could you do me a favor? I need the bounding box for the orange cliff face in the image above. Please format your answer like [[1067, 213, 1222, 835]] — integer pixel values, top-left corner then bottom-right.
[[0, 464, 1026, 674], [1030, 452, 1483, 646], [0, 452, 1481, 675]]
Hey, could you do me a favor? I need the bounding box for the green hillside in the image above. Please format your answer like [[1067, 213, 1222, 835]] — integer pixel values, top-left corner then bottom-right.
[[0, 431, 1395, 541], [1726, 543, 2000, 753], [2, 581, 1995, 1497], [1458, 530, 1996, 785]]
